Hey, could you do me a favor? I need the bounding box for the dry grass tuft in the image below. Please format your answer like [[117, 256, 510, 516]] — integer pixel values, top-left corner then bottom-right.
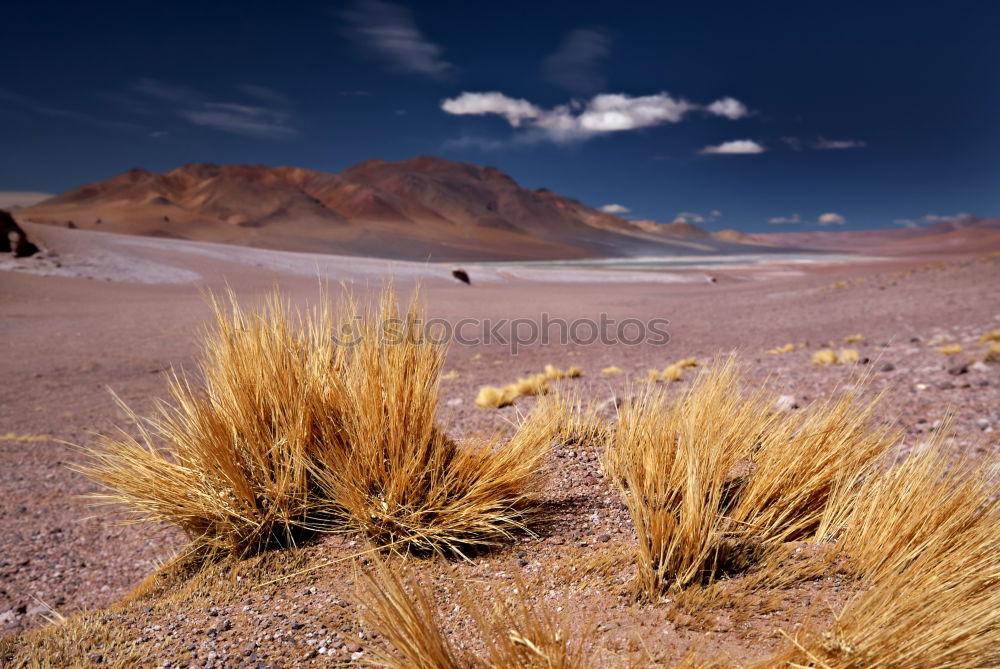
[[476, 385, 518, 409], [979, 329, 1000, 344], [661, 364, 684, 382], [811, 349, 838, 365], [837, 348, 860, 364], [764, 436, 1000, 668], [441, 370, 460, 381], [359, 562, 592, 668], [937, 343, 964, 355], [78, 286, 551, 558], [601, 365, 623, 375], [984, 341, 1000, 363], [767, 344, 795, 354], [842, 333, 864, 344], [605, 357, 897, 597]]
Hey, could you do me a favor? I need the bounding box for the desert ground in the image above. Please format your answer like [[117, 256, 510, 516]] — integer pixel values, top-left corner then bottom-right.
[[2, 222, 999, 667]]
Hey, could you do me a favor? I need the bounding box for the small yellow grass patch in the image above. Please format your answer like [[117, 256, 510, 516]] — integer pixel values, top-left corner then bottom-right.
[[767, 344, 795, 354], [937, 344, 964, 355], [843, 333, 864, 344], [601, 365, 623, 375]]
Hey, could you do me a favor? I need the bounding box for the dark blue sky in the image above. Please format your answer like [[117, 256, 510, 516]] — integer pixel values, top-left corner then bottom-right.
[[2, 0, 998, 231]]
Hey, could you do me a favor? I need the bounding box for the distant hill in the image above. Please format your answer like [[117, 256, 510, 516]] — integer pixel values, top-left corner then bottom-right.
[[20, 157, 776, 261], [752, 216, 1000, 255]]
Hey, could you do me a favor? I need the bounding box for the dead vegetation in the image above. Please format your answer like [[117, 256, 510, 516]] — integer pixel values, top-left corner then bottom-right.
[[77, 286, 553, 559]]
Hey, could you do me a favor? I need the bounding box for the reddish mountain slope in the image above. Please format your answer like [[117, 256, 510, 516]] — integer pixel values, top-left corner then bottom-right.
[[752, 217, 1000, 254], [21, 157, 770, 261]]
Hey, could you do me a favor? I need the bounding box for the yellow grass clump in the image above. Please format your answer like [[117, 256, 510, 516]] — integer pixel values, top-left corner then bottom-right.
[[985, 341, 1000, 362], [765, 431, 1000, 668], [78, 287, 553, 558], [837, 348, 860, 363], [661, 364, 684, 382], [601, 365, 623, 375], [604, 357, 897, 597], [476, 364, 585, 410], [843, 333, 864, 344], [359, 562, 591, 669], [811, 349, 838, 365], [440, 370, 460, 380], [543, 363, 584, 380], [475, 385, 517, 409], [937, 344, 964, 355], [767, 343, 795, 354], [979, 329, 1000, 344]]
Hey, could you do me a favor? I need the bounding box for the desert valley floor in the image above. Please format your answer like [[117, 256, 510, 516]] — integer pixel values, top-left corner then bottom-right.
[[2, 223, 999, 667]]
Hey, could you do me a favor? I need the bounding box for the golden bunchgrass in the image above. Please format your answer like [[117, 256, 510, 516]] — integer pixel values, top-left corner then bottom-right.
[[77, 286, 551, 559], [604, 357, 897, 597], [937, 344, 964, 355], [767, 343, 795, 354], [475, 364, 584, 410], [811, 349, 838, 365], [984, 341, 1000, 362], [837, 348, 860, 363], [601, 365, 623, 375], [766, 433, 1000, 668], [359, 561, 591, 669], [979, 329, 1000, 344], [843, 333, 864, 344], [661, 364, 684, 382]]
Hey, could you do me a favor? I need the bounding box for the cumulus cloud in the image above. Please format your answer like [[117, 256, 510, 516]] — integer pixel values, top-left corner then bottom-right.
[[0, 191, 53, 209], [705, 97, 749, 120], [541, 28, 612, 93], [441, 90, 743, 143], [132, 79, 297, 139], [768, 214, 802, 224], [441, 92, 541, 127], [340, 0, 455, 79], [600, 203, 630, 214], [817, 212, 847, 226], [700, 139, 765, 155]]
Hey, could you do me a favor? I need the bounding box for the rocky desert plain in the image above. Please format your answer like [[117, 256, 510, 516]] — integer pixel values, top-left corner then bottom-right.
[[2, 157, 1000, 668]]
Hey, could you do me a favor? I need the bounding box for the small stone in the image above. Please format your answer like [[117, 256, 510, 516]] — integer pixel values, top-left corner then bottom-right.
[[880, 362, 895, 372], [774, 395, 797, 412], [517, 559, 529, 567], [88, 653, 104, 664], [351, 651, 365, 661], [948, 363, 969, 376], [346, 642, 362, 653], [596, 533, 612, 543]]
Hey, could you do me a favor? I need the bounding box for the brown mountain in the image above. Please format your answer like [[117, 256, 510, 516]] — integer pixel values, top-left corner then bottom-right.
[[21, 157, 771, 261]]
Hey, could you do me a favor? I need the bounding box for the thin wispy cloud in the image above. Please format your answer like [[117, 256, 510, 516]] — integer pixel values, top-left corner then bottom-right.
[[700, 139, 765, 154], [782, 136, 866, 150], [541, 28, 612, 93], [237, 84, 292, 106], [600, 203, 630, 214], [894, 212, 973, 227], [768, 213, 802, 224], [131, 78, 297, 139], [0, 87, 141, 131], [441, 91, 746, 143], [674, 210, 722, 224], [340, 0, 456, 80]]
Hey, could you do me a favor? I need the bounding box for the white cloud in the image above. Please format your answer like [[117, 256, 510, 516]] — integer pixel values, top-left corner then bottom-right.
[[700, 139, 765, 155], [132, 78, 201, 104], [674, 210, 722, 224], [894, 212, 973, 228], [0, 191, 53, 209], [893, 219, 918, 228], [600, 203, 630, 214], [441, 90, 741, 143], [768, 214, 802, 224], [812, 137, 866, 150], [441, 92, 541, 127], [817, 212, 847, 226], [705, 97, 749, 120], [541, 28, 612, 93], [340, 0, 455, 79]]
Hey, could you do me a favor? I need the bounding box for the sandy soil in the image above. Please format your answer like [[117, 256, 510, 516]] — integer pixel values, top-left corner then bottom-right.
[[1, 225, 999, 665]]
